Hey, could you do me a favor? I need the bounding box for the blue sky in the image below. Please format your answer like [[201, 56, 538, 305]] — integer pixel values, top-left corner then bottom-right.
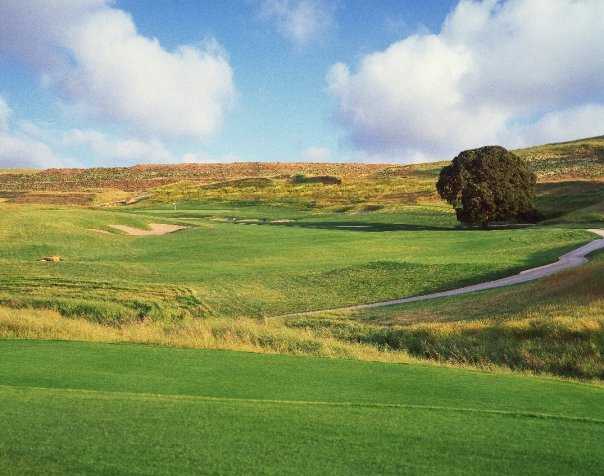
[[0, 1, 603, 168]]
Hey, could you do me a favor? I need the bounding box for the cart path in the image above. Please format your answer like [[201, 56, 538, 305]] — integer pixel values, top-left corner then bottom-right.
[[286, 229, 604, 317]]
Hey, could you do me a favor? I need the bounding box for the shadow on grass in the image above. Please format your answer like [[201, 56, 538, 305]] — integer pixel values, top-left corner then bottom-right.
[[536, 180, 604, 219], [274, 221, 541, 233], [278, 221, 455, 232]]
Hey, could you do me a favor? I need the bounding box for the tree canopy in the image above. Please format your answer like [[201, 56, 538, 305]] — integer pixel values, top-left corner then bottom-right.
[[436, 146, 537, 226]]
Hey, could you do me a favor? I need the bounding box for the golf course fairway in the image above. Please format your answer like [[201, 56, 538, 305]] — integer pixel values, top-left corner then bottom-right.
[[1, 340, 602, 475]]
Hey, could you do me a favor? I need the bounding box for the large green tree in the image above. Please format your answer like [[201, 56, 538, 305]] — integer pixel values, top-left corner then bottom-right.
[[436, 146, 537, 226]]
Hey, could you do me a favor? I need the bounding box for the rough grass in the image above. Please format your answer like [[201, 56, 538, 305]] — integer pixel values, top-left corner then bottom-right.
[[152, 172, 438, 210], [1, 135, 602, 210], [516, 135, 604, 179], [0, 306, 409, 364], [2, 252, 603, 380], [288, 253, 604, 380]]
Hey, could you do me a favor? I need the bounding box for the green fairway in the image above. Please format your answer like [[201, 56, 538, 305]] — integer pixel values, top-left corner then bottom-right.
[[2, 3, 604, 470], [0, 202, 591, 319], [1, 340, 603, 475]]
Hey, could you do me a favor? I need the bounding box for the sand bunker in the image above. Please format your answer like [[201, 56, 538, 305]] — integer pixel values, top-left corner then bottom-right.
[[108, 223, 186, 236]]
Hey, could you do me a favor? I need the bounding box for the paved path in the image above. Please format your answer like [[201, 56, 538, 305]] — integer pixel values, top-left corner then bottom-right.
[[289, 229, 604, 316]]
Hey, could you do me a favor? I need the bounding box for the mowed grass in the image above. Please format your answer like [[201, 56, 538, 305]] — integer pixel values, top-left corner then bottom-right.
[[0, 202, 592, 319], [1, 340, 603, 475]]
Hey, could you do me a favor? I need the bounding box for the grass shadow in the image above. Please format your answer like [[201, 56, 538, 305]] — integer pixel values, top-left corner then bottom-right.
[[275, 221, 456, 232]]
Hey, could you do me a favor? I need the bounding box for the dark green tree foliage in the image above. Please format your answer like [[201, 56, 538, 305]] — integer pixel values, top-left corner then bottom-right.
[[437, 146, 537, 226]]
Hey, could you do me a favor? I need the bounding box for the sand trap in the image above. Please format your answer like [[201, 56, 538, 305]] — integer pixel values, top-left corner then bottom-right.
[[588, 229, 604, 238], [109, 223, 186, 236]]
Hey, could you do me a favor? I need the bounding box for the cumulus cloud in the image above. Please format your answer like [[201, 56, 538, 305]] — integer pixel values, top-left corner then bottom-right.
[[259, 0, 334, 46], [181, 152, 242, 163], [62, 129, 176, 165], [0, 97, 68, 168], [0, 133, 65, 168], [327, 0, 604, 162], [505, 104, 604, 147], [0, 95, 187, 168], [0, 1, 236, 139], [302, 146, 331, 161]]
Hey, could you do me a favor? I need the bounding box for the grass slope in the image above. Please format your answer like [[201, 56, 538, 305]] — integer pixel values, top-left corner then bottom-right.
[[517, 135, 604, 179], [1, 340, 603, 475], [293, 249, 604, 379], [0, 203, 591, 319]]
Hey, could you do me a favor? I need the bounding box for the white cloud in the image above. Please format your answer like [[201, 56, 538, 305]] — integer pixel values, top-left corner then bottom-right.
[[259, 0, 334, 46], [62, 129, 175, 165], [0, 1, 236, 139], [505, 104, 604, 147], [327, 0, 604, 162], [0, 96, 11, 131], [0, 0, 107, 70], [0, 132, 68, 168], [0, 97, 69, 168], [302, 146, 331, 161], [0, 94, 247, 168], [0, 133, 65, 168], [181, 152, 242, 163]]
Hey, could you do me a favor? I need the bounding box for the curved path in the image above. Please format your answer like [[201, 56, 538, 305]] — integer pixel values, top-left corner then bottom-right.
[[290, 229, 604, 316]]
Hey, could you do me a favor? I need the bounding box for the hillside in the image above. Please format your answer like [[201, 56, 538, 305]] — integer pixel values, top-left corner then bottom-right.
[[516, 135, 604, 180], [0, 136, 602, 213]]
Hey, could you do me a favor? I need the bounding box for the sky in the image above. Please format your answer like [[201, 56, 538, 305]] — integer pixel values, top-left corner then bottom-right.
[[0, 0, 603, 168]]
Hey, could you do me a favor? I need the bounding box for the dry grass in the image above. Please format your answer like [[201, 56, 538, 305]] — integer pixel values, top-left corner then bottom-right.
[[151, 170, 440, 210], [0, 306, 410, 364], [287, 256, 604, 380]]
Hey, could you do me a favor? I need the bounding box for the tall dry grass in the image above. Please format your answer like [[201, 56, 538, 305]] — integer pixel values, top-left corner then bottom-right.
[[0, 306, 410, 364], [288, 258, 604, 380]]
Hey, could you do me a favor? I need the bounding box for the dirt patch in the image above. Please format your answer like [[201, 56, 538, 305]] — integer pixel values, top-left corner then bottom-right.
[[109, 223, 186, 236], [11, 192, 95, 205]]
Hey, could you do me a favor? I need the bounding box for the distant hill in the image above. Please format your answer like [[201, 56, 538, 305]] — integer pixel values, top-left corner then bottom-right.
[[0, 136, 602, 211], [515, 135, 604, 180]]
